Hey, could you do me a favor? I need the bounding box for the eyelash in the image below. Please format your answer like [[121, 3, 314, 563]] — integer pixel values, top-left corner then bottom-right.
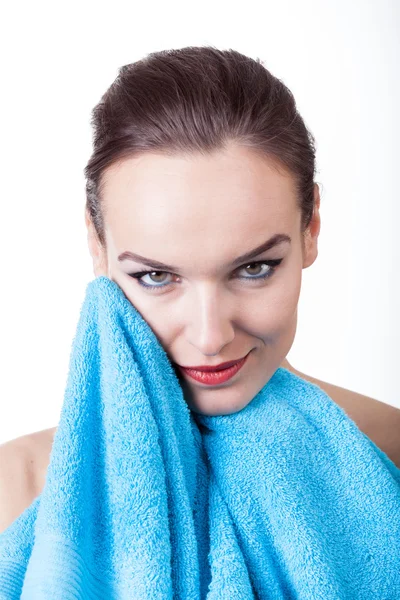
[[127, 259, 284, 292]]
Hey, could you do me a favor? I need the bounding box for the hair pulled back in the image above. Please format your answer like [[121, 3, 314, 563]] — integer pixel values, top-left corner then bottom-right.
[[84, 45, 318, 248]]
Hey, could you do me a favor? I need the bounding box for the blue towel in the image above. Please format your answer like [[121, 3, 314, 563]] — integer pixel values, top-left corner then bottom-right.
[[1, 275, 400, 599]]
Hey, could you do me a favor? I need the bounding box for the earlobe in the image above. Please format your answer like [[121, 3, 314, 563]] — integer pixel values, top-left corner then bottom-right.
[[302, 183, 321, 269], [84, 207, 91, 229], [85, 210, 108, 277], [302, 233, 318, 268]]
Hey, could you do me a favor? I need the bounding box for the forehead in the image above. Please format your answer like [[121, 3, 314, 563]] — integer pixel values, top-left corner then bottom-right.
[[101, 146, 300, 261]]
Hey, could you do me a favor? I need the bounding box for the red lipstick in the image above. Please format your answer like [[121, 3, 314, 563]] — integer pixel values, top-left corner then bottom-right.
[[175, 351, 251, 385]]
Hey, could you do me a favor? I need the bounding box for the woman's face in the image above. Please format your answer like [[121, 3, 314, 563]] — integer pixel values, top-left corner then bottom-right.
[[86, 144, 320, 416]]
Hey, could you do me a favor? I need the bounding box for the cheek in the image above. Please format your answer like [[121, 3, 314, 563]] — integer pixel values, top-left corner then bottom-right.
[[111, 264, 302, 350], [243, 271, 302, 338]]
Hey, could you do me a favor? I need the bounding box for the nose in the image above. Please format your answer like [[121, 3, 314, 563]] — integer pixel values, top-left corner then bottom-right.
[[186, 286, 235, 356]]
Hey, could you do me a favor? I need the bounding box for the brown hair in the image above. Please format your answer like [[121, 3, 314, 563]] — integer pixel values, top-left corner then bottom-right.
[[84, 45, 318, 248]]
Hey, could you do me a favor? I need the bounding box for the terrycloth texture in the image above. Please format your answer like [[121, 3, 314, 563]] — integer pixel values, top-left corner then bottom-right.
[[1, 276, 400, 599]]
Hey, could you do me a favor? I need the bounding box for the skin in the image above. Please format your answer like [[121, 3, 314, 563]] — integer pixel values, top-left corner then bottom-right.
[[86, 142, 320, 417], [2, 142, 400, 536]]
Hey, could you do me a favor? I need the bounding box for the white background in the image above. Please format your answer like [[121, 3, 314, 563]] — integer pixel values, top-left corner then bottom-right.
[[0, 0, 398, 444]]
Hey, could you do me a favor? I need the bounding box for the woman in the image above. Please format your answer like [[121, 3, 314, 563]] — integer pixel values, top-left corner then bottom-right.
[[1, 45, 399, 535]]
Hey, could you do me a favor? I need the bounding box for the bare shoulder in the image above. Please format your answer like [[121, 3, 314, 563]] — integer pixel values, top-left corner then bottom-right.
[[0, 426, 57, 534], [290, 365, 400, 469]]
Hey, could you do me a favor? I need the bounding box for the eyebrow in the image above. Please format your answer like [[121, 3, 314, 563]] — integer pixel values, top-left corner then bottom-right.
[[117, 233, 291, 271]]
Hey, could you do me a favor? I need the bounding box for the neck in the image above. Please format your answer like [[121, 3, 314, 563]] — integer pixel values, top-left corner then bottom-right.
[[280, 357, 297, 375]]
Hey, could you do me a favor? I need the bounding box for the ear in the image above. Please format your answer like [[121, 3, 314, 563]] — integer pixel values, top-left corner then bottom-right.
[[85, 208, 108, 277], [302, 183, 321, 269]]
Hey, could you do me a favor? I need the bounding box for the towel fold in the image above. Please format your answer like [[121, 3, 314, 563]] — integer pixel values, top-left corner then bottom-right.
[[1, 275, 399, 599]]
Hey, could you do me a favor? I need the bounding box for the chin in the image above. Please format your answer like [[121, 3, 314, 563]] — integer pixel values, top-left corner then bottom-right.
[[186, 392, 253, 417]]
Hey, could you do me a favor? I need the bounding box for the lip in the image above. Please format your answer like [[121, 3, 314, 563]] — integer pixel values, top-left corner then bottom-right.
[[176, 352, 251, 372], [175, 351, 252, 386]]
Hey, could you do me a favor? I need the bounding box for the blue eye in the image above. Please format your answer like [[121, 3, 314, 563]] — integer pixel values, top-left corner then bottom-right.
[[128, 259, 283, 292]]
